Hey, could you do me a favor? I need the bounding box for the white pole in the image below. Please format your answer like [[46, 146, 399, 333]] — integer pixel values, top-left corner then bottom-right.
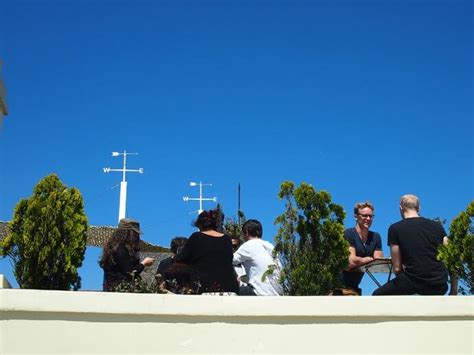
[[103, 151, 143, 224], [122, 150, 127, 182], [199, 182, 203, 214], [119, 181, 127, 222]]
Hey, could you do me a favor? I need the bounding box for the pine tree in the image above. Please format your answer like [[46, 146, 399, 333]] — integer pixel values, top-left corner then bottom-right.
[[1, 174, 88, 290], [274, 181, 349, 295]]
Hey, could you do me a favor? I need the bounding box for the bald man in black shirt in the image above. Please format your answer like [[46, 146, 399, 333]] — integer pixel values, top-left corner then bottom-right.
[[373, 194, 448, 296]]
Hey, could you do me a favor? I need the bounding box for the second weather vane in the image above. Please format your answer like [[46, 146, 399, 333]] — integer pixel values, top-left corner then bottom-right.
[[183, 181, 217, 215]]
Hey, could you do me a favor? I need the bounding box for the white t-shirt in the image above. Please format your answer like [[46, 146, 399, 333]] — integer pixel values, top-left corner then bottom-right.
[[232, 238, 283, 296]]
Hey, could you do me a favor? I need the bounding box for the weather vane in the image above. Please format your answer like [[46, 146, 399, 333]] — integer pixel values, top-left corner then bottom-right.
[[103, 151, 143, 223], [183, 181, 217, 215]]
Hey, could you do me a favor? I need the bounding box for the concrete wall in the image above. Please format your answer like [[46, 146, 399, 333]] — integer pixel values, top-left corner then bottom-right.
[[1, 275, 472, 354]]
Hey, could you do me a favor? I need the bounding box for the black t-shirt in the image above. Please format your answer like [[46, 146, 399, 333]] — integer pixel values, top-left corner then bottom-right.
[[175, 231, 239, 294], [342, 227, 382, 289], [388, 217, 448, 285], [157, 256, 174, 275]]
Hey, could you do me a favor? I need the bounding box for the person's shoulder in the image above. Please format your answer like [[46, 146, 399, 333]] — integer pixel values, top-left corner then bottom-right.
[[189, 231, 202, 238], [389, 219, 405, 228], [419, 217, 439, 225], [344, 227, 356, 239], [371, 230, 382, 239], [240, 238, 263, 250], [239, 239, 254, 248], [260, 239, 275, 249], [420, 217, 446, 231], [157, 256, 173, 272]]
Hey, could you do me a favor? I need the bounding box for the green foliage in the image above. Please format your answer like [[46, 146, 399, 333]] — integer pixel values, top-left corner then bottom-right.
[[111, 277, 170, 294], [0, 174, 88, 290], [438, 200, 474, 295], [223, 210, 246, 244], [274, 181, 349, 295]]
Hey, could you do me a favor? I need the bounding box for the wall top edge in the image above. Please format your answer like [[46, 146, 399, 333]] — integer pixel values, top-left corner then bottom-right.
[[1, 288, 472, 318]]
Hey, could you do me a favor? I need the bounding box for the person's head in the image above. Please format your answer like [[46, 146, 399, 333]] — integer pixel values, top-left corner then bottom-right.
[[353, 202, 375, 230], [399, 194, 420, 218], [242, 219, 263, 240], [193, 209, 220, 231], [100, 218, 142, 268], [170, 237, 188, 255]]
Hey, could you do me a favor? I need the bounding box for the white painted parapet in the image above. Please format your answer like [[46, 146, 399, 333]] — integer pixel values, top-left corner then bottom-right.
[[0, 275, 473, 354]]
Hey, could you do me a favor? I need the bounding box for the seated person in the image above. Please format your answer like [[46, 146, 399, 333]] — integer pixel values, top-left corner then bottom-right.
[[157, 236, 188, 276], [156, 237, 198, 294], [159, 262, 200, 294], [373, 195, 448, 295], [232, 219, 283, 296], [342, 202, 383, 294], [175, 209, 239, 294], [100, 218, 154, 291]]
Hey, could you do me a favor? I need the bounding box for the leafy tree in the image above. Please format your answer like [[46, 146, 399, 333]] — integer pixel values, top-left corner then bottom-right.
[[273, 181, 349, 295], [438, 200, 474, 295], [0, 174, 88, 290]]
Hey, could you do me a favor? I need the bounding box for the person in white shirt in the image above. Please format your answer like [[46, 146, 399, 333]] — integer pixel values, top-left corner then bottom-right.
[[233, 219, 283, 296]]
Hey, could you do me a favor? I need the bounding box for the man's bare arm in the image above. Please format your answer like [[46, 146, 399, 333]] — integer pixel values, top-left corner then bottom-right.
[[390, 244, 402, 274], [373, 250, 384, 258], [347, 247, 373, 269]]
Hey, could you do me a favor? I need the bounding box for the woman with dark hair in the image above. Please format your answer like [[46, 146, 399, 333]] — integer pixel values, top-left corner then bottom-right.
[[175, 209, 239, 294], [100, 218, 154, 291]]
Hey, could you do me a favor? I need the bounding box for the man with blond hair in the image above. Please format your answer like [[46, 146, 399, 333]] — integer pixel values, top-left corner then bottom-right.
[[373, 194, 448, 295], [342, 201, 383, 294]]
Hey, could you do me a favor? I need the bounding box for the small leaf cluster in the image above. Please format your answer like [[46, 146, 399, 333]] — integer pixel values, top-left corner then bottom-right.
[[111, 276, 170, 294], [0, 174, 88, 290], [274, 181, 349, 295]]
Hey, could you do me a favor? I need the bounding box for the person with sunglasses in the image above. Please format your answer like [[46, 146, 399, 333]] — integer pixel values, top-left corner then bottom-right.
[[341, 202, 383, 294]]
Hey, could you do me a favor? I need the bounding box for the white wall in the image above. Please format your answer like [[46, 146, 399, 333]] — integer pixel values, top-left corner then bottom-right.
[[1, 275, 472, 354]]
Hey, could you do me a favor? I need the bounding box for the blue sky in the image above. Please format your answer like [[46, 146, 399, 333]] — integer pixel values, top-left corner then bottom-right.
[[1, 0, 472, 294]]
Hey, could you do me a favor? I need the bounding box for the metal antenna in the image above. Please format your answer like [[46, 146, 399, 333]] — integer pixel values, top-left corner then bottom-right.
[[238, 183, 241, 225], [0, 59, 8, 128], [103, 150, 143, 223], [183, 181, 217, 215]]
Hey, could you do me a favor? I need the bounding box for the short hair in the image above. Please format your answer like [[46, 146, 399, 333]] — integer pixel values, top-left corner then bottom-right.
[[170, 237, 188, 254], [400, 194, 419, 211], [353, 202, 375, 215], [242, 219, 263, 238]]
